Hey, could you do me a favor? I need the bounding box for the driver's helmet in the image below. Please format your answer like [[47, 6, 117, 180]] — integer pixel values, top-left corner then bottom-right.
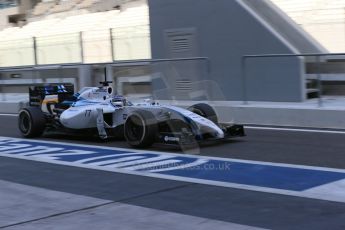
[[111, 95, 126, 107]]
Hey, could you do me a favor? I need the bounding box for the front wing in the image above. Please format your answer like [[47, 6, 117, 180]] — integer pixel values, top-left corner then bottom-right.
[[157, 124, 245, 145]]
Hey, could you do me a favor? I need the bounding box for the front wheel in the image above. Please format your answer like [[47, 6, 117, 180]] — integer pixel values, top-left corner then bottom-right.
[[18, 107, 46, 138], [124, 110, 157, 148], [188, 103, 218, 124]]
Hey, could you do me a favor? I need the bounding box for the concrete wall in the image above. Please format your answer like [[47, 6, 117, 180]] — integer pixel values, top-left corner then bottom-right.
[[148, 0, 321, 102], [243, 0, 326, 54]]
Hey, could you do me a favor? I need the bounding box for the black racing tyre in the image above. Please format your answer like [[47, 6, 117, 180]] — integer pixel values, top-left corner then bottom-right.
[[124, 110, 157, 148], [18, 107, 46, 138], [188, 103, 218, 124]]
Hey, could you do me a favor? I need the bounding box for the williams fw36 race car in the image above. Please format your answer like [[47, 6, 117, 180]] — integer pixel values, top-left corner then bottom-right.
[[18, 81, 245, 148]]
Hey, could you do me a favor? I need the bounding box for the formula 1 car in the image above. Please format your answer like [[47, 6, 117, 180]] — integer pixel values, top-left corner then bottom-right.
[[18, 81, 244, 148]]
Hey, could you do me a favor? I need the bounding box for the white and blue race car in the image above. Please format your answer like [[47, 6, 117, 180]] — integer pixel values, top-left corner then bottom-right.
[[18, 81, 244, 148]]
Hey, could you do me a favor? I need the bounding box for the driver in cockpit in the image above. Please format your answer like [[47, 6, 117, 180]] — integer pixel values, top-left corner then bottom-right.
[[111, 95, 132, 107]]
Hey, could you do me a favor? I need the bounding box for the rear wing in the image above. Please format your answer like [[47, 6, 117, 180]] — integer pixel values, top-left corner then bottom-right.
[[29, 83, 74, 107]]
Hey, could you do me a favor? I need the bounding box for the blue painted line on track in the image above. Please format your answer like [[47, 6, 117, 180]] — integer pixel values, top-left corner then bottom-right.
[[0, 137, 345, 192], [159, 160, 345, 191]]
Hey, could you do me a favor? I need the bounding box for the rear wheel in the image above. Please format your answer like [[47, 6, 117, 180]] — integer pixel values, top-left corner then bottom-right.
[[188, 103, 218, 124], [124, 110, 157, 148], [18, 107, 46, 138]]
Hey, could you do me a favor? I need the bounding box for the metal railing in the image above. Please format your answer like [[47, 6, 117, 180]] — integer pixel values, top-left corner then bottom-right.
[[0, 57, 210, 72], [242, 52, 345, 107], [0, 25, 151, 67], [0, 57, 211, 101]]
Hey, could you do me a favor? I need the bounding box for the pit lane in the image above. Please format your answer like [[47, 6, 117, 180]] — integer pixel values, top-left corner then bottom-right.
[[1, 114, 345, 229]]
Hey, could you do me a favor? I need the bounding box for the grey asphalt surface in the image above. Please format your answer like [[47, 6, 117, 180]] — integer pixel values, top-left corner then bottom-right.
[[2, 115, 345, 169], [1, 115, 345, 229]]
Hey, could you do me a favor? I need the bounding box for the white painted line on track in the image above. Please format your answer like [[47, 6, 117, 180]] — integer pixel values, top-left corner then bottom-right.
[[1, 136, 345, 203], [1, 149, 345, 203], [246, 126, 345, 135], [0, 113, 18, 117], [1, 113, 345, 134], [304, 179, 345, 201], [2, 136, 345, 173]]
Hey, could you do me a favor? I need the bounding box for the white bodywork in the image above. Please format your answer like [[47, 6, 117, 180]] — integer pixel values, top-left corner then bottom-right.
[[59, 86, 224, 139]]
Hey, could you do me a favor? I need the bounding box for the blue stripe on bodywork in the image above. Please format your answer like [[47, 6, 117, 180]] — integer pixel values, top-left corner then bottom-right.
[[72, 99, 101, 107]]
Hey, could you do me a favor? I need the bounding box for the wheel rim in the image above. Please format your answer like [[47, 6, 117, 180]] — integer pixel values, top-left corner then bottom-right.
[[125, 115, 145, 142], [19, 112, 31, 135]]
